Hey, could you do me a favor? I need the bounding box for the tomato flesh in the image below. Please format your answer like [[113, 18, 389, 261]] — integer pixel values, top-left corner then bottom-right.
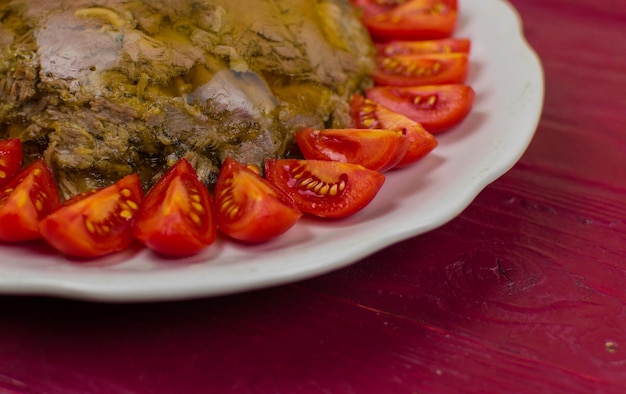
[[376, 38, 471, 56], [373, 53, 468, 86], [295, 127, 408, 173], [264, 159, 385, 219], [366, 84, 475, 134], [350, 94, 438, 168], [0, 138, 23, 188], [215, 158, 302, 243], [133, 158, 217, 257], [0, 159, 60, 242], [40, 174, 143, 258], [352, 0, 458, 41]]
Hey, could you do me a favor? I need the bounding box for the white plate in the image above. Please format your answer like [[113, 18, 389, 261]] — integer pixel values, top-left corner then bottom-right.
[[0, 0, 543, 302]]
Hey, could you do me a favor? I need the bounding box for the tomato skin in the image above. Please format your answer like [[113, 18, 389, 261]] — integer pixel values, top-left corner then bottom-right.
[[366, 84, 475, 134], [350, 94, 438, 168], [352, 0, 458, 41], [264, 159, 385, 219], [40, 174, 143, 258], [0, 159, 60, 242], [295, 128, 408, 173], [214, 158, 302, 243], [373, 53, 468, 86], [133, 159, 217, 257], [376, 38, 471, 56], [0, 138, 23, 189]]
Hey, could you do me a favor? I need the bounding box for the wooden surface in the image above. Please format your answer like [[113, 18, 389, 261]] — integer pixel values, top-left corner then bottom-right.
[[2, 0, 626, 392]]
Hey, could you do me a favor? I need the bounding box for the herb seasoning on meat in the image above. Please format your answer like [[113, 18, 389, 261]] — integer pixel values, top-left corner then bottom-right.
[[0, 0, 375, 199]]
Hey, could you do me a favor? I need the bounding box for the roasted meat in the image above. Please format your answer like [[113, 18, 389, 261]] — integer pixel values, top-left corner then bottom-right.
[[0, 0, 375, 199]]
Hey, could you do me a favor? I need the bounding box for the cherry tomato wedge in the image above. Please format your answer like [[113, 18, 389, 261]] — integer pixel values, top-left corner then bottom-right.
[[350, 94, 438, 168], [214, 157, 302, 243], [0, 138, 23, 188], [133, 158, 217, 257], [352, 0, 458, 41], [40, 174, 143, 258], [295, 127, 408, 173], [264, 159, 385, 219], [376, 38, 471, 56], [373, 53, 468, 86], [366, 84, 475, 134], [0, 159, 60, 242]]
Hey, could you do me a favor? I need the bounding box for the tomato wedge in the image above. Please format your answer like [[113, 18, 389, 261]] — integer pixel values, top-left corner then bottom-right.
[[0, 138, 23, 188], [373, 53, 468, 86], [366, 84, 475, 134], [350, 94, 438, 168], [133, 158, 217, 257], [214, 158, 302, 243], [295, 127, 408, 173], [352, 0, 458, 41], [0, 159, 60, 242], [40, 174, 143, 258], [264, 159, 385, 219], [376, 38, 471, 56]]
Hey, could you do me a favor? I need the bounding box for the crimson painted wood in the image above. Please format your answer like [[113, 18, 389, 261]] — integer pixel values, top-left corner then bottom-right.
[[2, 1, 626, 392]]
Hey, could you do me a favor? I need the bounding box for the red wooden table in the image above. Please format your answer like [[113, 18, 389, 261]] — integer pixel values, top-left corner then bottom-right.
[[2, 0, 626, 392]]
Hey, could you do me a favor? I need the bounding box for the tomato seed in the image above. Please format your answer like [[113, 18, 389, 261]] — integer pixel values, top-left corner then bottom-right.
[[381, 57, 396, 69], [120, 210, 133, 219], [412, 95, 438, 109], [362, 118, 376, 127], [220, 198, 234, 212], [291, 167, 306, 180], [306, 180, 319, 190], [313, 183, 324, 193], [189, 212, 202, 226], [226, 205, 239, 219], [85, 220, 96, 234], [363, 103, 377, 113], [298, 178, 313, 187], [125, 200, 139, 210]]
